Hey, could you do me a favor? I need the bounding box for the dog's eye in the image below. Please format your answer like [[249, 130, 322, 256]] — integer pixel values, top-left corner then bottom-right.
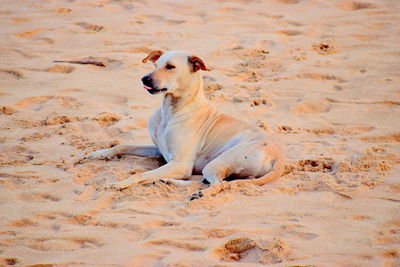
[[165, 64, 175, 70]]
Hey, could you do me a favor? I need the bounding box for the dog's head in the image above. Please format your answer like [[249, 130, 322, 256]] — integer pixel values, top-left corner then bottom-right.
[[141, 50, 210, 95]]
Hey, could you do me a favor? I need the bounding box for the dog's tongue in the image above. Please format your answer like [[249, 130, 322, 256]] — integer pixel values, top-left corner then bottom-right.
[[143, 85, 153, 90]]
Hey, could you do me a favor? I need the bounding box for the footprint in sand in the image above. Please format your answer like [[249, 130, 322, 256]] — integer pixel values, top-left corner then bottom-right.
[[0, 145, 36, 167], [305, 125, 375, 136], [54, 56, 123, 69], [271, 72, 344, 83], [144, 239, 206, 252], [56, 88, 84, 94], [54, 8, 71, 14], [7, 218, 39, 228], [45, 65, 75, 73], [360, 133, 400, 143], [277, 125, 301, 134], [76, 22, 103, 32], [213, 237, 289, 264], [128, 251, 167, 267], [0, 106, 16, 115], [23, 64, 75, 73], [92, 112, 122, 127], [336, 125, 375, 136], [25, 237, 102, 251], [203, 228, 236, 238], [72, 164, 106, 185], [203, 76, 223, 95], [290, 99, 331, 114], [0, 257, 19, 266], [42, 112, 82, 126], [13, 48, 36, 59], [231, 70, 260, 83], [276, 29, 302, 36], [292, 158, 335, 173], [296, 73, 344, 82], [9, 17, 30, 23], [347, 215, 371, 221], [381, 249, 400, 266], [106, 46, 153, 54], [20, 132, 51, 142], [313, 42, 337, 55], [0, 68, 24, 80], [275, 0, 301, 3], [287, 231, 318, 240], [375, 220, 400, 246], [336, 0, 376, 11], [15, 28, 48, 39], [349, 33, 381, 42], [13, 96, 51, 110], [34, 211, 147, 240], [19, 192, 61, 202], [13, 95, 84, 111]]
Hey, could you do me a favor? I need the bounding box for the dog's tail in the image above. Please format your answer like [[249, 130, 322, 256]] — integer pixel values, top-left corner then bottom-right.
[[231, 156, 285, 187]]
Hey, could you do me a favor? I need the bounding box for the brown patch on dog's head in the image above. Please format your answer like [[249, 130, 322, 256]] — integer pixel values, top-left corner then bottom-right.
[[142, 50, 164, 63], [188, 55, 210, 72]]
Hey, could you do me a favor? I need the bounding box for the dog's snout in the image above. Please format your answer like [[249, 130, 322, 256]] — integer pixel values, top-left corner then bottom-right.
[[141, 75, 153, 87]]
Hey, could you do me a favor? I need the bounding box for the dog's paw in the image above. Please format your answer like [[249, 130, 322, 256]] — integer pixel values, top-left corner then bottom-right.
[[189, 190, 204, 201], [160, 178, 192, 186], [84, 149, 114, 160]]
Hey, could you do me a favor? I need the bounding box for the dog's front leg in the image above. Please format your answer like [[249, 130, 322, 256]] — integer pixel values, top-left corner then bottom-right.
[[103, 161, 192, 191], [84, 145, 161, 160]]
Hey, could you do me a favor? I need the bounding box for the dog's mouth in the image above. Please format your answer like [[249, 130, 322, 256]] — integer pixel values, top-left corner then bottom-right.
[[141, 75, 167, 94], [143, 85, 167, 95]]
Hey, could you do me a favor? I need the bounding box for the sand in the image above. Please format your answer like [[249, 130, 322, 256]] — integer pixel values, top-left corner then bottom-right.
[[0, 0, 399, 266]]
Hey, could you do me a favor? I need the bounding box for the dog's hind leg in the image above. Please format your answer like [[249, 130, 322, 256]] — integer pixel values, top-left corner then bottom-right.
[[189, 155, 234, 200], [189, 142, 283, 200]]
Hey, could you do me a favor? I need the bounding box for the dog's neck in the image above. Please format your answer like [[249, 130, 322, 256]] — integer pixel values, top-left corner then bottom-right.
[[161, 73, 208, 114]]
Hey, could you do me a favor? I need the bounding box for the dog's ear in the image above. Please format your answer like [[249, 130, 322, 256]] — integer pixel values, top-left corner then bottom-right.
[[142, 50, 164, 63], [188, 55, 210, 72]]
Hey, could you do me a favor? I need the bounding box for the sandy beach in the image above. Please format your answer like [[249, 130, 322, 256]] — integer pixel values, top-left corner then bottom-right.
[[0, 0, 399, 266]]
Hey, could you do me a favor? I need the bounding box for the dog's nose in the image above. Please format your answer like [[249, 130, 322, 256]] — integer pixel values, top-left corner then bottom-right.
[[141, 75, 153, 87]]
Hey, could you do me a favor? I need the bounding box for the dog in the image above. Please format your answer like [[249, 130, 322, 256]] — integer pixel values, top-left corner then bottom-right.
[[84, 50, 284, 200]]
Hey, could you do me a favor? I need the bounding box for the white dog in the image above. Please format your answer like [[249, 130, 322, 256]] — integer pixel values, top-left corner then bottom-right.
[[84, 50, 284, 200]]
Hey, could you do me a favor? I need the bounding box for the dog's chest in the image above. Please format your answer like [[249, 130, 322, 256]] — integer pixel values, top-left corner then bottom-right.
[[151, 104, 175, 162], [155, 118, 171, 159]]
